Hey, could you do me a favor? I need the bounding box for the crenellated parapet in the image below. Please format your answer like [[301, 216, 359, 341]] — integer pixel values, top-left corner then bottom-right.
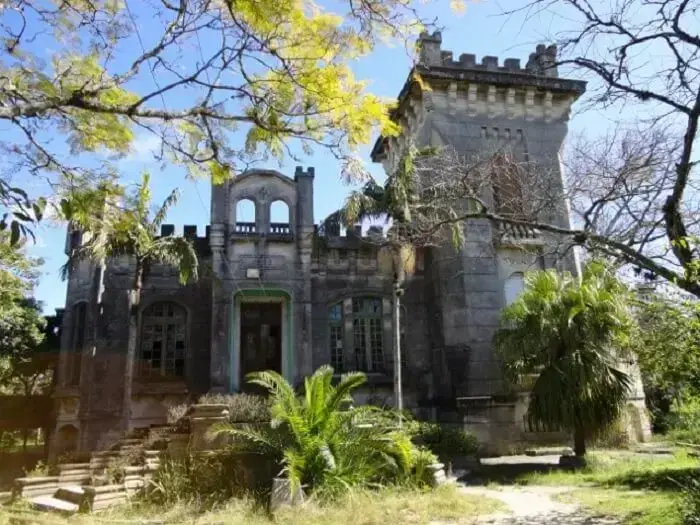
[[157, 224, 212, 256], [418, 31, 561, 78], [371, 31, 587, 165]]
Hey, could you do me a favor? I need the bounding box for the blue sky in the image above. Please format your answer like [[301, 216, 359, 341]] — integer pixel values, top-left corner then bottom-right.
[[26, 0, 640, 313]]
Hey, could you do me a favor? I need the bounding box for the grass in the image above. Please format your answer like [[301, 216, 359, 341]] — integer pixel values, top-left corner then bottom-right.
[[557, 488, 682, 525], [517, 449, 698, 489], [518, 450, 699, 525], [0, 484, 505, 525]]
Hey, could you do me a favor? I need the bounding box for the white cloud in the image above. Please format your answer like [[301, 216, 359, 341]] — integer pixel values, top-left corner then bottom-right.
[[120, 133, 163, 164]]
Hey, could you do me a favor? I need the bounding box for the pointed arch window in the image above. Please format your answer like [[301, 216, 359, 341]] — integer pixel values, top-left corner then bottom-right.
[[139, 302, 187, 378]]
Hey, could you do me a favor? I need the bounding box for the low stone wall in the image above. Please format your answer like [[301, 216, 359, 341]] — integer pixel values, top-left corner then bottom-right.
[[82, 484, 127, 511], [13, 477, 59, 499]]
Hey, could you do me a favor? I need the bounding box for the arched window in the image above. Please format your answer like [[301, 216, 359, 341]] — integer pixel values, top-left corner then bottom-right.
[[504, 272, 525, 306], [235, 199, 256, 233], [68, 302, 86, 386], [352, 297, 384, 373], [270, 200, 290, 235], [328, 303, 344, 372], [139, 302, 187, 378]]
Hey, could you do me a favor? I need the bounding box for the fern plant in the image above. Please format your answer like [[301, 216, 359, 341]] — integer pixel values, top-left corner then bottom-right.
[[212, 366, 433, 497]]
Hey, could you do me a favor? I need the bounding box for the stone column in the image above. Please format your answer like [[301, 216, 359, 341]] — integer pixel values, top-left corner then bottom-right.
[[209, 224, 229, 392]]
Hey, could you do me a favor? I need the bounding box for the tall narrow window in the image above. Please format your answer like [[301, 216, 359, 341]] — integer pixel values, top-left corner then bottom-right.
[[328, 303, 344, 373], [352, 297, 384, 373], [492, 153, 525, 218], [270, 200, 291, 235], [235, 199, 256, 233], [68, 302, 87, 386], [139, 302, 187, 378]]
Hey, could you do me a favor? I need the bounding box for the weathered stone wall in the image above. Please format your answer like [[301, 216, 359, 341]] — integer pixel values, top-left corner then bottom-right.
[[370, 32, 590, 442], [55, 226, 213, 453]]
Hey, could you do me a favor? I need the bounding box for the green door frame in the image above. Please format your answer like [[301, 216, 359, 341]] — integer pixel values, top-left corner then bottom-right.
[[229, 289, 293, 392]]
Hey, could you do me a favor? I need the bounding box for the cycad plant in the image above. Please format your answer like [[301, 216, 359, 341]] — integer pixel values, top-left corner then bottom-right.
[[494, 262, 636, 457], [212, 366, 434, 497], [63, 173, 199, 430]]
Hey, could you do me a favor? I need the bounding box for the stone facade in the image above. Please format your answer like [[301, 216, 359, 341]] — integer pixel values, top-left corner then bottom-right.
[[50, 34, 649, 456]]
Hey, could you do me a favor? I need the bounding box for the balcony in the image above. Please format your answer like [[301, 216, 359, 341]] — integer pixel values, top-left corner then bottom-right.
[[231, 222, 293, 241], [234, 222, 256, 235]]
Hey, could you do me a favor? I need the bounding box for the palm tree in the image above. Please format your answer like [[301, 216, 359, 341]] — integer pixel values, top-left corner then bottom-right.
[[212, 366, 431, 496], [63, 173, 199, 431], [494, 262, 636, 457]]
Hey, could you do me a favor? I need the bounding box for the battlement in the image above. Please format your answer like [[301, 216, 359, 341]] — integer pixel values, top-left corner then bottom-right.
[[418, 31, 559, 78], [314, 223, 388, 249], [158, 224, 210, 239], [294, 166, 315, 179], [157, 224, 212, 254]]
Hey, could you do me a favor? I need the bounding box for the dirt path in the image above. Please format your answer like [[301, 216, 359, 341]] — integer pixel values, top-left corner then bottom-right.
[[458, 485, 621, 524]]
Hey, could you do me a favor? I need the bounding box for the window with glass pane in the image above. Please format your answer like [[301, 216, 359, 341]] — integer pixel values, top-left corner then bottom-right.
[[139, 302, 187, 378], [328, 303, 344, 373], [351, 297, 384, 372]]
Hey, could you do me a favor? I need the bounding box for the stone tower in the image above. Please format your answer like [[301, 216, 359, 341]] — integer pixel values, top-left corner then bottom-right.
[[372, 32, 588, 445]]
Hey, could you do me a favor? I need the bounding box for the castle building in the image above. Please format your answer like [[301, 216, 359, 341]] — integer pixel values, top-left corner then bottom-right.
[[50, 34, 649, 454]]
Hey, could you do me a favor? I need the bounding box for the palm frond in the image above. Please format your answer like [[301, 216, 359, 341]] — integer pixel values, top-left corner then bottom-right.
[[151, 236, 199, 284], [152, 188, 180, 231], [495, 262, 636, 439]]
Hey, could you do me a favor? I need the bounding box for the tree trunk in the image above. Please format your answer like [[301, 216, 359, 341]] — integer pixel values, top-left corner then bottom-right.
[[122, 263, 144, 433], [573, 424, 587, 457]]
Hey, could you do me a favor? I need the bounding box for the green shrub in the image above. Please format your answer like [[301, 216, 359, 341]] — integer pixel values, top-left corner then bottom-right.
[[199, 393, 270, 423], [166, 403, 190, 433], [413, 422, 479, 458], [680, 476, 700, 525], [669, 395, 700, 444], [148, 451, 248, 507], [212, 366, 435, 498]]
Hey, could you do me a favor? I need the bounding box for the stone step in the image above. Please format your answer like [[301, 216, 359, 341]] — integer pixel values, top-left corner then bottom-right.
[[58, 473, 91, 484], [55, 486, 85, 505], [57, 463, 91, 471], [29, 495, 79, 515], [92, 450, 120, 458], [58, 468, 91, 477], [119, 438, 144, 446]]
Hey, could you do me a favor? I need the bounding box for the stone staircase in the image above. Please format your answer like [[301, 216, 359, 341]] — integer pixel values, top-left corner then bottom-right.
[[12, 425, 173, 515]]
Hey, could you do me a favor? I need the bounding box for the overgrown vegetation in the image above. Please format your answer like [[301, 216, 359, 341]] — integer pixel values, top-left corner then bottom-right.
[[517, 450, 699, 525], [199, 393, 271, 423], [633, 295, 700, 434], [212, 366, 438, 498], [681, 476, 700, 525], [148, 451, 254, 508], [668, 395, 700, 445], [1, 485, 504, 525], [495, 262, 636, 457], [412, 422, 480, 460]]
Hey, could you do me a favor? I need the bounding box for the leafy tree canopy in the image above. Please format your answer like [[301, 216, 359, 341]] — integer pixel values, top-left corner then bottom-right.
[[633, 294, 700, 399], [0, 236, 50, 397], [0, 0, 465, 244]]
